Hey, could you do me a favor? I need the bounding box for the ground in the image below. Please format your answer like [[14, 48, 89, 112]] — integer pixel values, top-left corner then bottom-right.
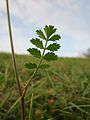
[[0, 53, 90, 120]]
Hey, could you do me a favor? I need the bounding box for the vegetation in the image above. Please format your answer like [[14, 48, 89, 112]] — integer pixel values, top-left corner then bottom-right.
[[0, 53, 90, 120], [1, 1, 90, 119]]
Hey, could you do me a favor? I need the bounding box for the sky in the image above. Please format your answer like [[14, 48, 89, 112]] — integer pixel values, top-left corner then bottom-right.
[[0, 0, 90, 57]]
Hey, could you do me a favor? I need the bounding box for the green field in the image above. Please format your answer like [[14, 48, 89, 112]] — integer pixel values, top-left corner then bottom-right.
[[0, 52, 90, 120]]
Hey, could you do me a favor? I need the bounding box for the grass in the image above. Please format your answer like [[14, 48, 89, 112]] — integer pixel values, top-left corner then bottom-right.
[[0, 52, 90, 120]]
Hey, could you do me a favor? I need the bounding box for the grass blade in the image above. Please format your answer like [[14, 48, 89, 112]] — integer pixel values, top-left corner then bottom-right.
[[29, 93, 34, 120], [7, 97, 20, 115], [70, 102, 90, 116]]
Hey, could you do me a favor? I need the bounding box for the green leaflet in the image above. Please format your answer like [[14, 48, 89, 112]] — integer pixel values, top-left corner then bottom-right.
[[25, 63, 37, 69], [36, 30, 46, 40], [31, 38, 44, 49], [39, 64, 50, 69], [44, 52, 58, 61], [47, 43, 60, 51], [44, 25, 57, 38], [27, 48, 41, 58], [25, 63, 49, 69], [49, 34, 61, 41]]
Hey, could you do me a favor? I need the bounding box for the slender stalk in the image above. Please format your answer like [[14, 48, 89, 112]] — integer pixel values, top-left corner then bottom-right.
[[6, 0, 24, 120], [6, 0, 21, 97], [22, 40, 48, 98]]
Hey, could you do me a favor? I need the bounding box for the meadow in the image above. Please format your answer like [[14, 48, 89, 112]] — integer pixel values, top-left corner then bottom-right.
[[0, 52, 90, 120]]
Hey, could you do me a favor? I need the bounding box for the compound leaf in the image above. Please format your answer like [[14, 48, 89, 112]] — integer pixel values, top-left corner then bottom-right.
[[44, 52, 58, 61], [44, 25, 57, 38], [39, 64, 50, 69], [31, 38, 43, 49], [27, 48, 41, 58], [47, 43, 60, 51], [25, 63, 37, 69], [36, 30, 46, 40], [49, 34, 61, 41]]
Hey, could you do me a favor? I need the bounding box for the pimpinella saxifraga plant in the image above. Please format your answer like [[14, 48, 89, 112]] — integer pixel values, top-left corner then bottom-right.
[[22, 25, 61, 119]]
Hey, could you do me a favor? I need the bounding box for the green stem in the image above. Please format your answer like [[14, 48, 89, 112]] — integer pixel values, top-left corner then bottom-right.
[[6, 0, 24, 120], [22, 40, 48, 98]]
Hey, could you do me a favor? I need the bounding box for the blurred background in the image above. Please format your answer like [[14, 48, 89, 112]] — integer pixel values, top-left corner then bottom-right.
[[0, 0, 90, 57]]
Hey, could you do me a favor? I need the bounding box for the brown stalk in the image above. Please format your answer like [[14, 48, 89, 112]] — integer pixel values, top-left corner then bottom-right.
[[6, 0, 24, 120]]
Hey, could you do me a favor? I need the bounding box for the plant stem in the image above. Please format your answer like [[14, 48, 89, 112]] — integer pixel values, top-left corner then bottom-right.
[[22, 40, 48, 98], [6, 0, 24, 120]]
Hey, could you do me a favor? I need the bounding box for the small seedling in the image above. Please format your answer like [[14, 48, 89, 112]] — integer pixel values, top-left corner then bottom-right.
[[23, 25, 61, 119]]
